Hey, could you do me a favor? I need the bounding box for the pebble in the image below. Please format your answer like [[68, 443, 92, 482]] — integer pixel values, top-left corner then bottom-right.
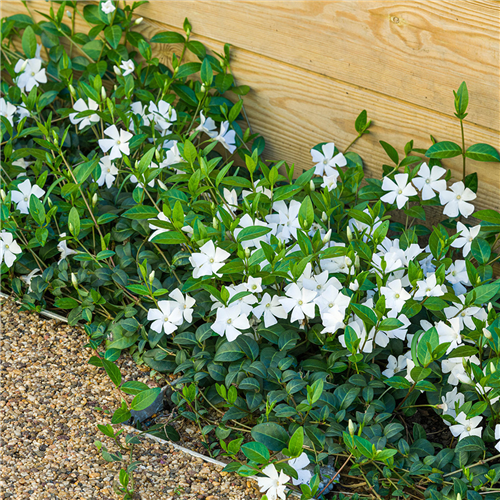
[[0, 300, 260, 499]]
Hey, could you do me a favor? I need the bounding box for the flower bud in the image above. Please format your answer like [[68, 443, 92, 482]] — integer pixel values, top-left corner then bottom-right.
[[157, 179, 167, 191], [348, 419, 355, 436], [155, 149, 161, 162], [245, 247, 251, 258], [309, 180, 315, 192], [20, 59, 28, 72], [457, 494, 462, 500], [135, 17, 144, 25], [321, 212, 327, 223], [47, 197, 53, 208], [0, 189, 6, 202], [200, 84, 206, 93], [69, 84, 77, 99], [68, 222, 74, 234], [346, 226, 353, 242], [71, 273, 78, 287], [355, 255, 360, 270], [114, 84, 117, 91], [101, 86, 106, 101], [212, 217, 218, 229], [483, 328, 492, 339], [113, 65, 122, 76], [322, 229, 332, 244], [148, 270, 155, 284], [92, 193, 98, 207], [349, 279, 359, 292], [52, 130, 59, 144], [490, 362, 496, 374], [488, 302, 493, 312], [345, 256, 353, 267], [66, 10, 72, 18]]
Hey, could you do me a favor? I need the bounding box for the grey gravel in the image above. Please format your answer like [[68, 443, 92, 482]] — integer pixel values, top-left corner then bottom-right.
[[0, 299, 260, 499]]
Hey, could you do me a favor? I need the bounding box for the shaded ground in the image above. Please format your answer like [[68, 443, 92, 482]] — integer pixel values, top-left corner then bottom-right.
[[0, 299, 259, 500]]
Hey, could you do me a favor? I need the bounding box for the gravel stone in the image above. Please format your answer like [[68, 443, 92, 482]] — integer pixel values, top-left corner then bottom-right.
[[0, 300, 260, 499]]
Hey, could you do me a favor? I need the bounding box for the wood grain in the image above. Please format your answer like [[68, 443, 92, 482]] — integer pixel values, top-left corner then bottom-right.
[[135, 1, 500, 131], [2, 1, 500, 215]]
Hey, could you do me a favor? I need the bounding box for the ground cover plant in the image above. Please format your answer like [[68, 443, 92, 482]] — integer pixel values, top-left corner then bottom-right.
[[2, 1, 500, 499]]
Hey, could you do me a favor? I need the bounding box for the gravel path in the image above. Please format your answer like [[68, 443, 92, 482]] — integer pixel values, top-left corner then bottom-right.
[[0, 300, 260, 499]]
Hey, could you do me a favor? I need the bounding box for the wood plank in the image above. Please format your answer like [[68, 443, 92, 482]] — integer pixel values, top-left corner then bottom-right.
[[134, 1, 500, 132], [2, 1, 499, 215]]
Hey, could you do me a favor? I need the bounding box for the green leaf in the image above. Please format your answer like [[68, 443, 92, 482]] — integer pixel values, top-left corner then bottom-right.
[[102, 359, 122, 387], [351, 303, 377, 328], [355, 110, 368, 134], [104, 25, 122, 49], [68, 207, 80, 237], [200, 58, 213, 86], [214, 341, 245, 362], [131, 388, 162, 411], [465, 143, 500, 162], [236, 225, 271, 242], [22, 26, 37, 58], [454, 81, 469, 116], [380, 141, 399, 165], [240, 442, 270, 464], [74, 158, 99, 184], [425, 141, 462, 159], [470, 238, 491, 264], [29, 196, 45, 226], [54, 297, 79, 309], [454, 436, 485, 453], [150, 31, 185, 44], [151, 231, 186, 245], [183, 139, 197, 164], [111, 408, 131, 424], [122, 205, 159, 220], [288, 427, 304, 457], [121, 381, 150, 395], [353, 435, 374, 458], [468, 281, 500, 305], [176, 62, 202, 79], [81, 40, 104, 60], [251, 422, 289, 452], [474, 210, 500, 224], [298, 195, 314, 231]]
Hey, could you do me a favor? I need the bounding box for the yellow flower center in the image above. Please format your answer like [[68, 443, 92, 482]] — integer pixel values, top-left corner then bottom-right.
[[425, 179, 430, 184], [456, 195, 461, 200], [31, 72, 35, 76], [322, 159, 327, 165], [24, 197, 28, 202], [5, 244, 9, 249], [398, 189, 403, 194], [164, 317, 169, 322], [252, 285, 257, 290], [395, 293, 400, 299], [209, 258, 214, 263], [227, 319, 232, 324], [298, 300, 303, 305], [266, 303, 271, 308], [116, 140, 121, 145]]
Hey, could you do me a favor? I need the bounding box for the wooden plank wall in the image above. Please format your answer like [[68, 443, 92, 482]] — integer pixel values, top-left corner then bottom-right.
[[3, 1, 500, 211]]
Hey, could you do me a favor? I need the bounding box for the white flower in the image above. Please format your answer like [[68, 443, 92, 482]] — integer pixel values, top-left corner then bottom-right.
[[348, 208, 382, 237], [148, 212, 170, 241], [451, 222, 480, 257], [214, 121, 236, 154], [442, 356, 479, 386], [253, 293, 287, 327], [310, 142, 347, 176], [446, 260, 470, 295], [321, 307, 348, 335], [242, 181, 272, 200], [223, 188, 238, 208], [436, 318, 463, 353], [257, 464, 289, 500], [14, 58, 47, 92], [69, 98, 99, 129], [280, 283, 317, 323], [130, 161, 158, 188], [97, 156, 119, 189], [10, 179, 45, 214], [12, 158, 33, 172], [0, 231, 22, 268], [0, 98, 16, 126], [439, 181, 476, 218], [349, 279, 359, 292], [189, 240, 230, 278], [380, 279, 410, 313], [57, 233, 77, 264], [315, 285, 350, 316], [16, 103, 30, 121], [211, 304, 250, 342], [381, 173, 417, 209], [195, 111, 217, 138], [265, 200, 301, 242], [98, 125, 132, 160], [160, 141, 185, 169], [414, 274, 445, 300], [101, 0, 116, 14], [303, 270, 341, 295], [382, 353, 409, 378], [449, 412, 483, 441], [20, 267, 41, 292], [288, 453, 312, 486], [444, 295, 487, 330], [119, 59, 135, 76], [245, 276, 263, 294], [148, 100, 177, 131], [130, 101, 153, 130], [169, 288, 196, 323], [147, 301, 183, 335], [412, 163, 447, 200], [227, 284, 258, 315], [371, 253, 403, 276], [439, 388, 465, 424], [321, 165, 340, 191], [495, 424, 500, 453]]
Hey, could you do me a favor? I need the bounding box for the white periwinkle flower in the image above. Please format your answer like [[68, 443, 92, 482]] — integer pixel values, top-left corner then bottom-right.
[[380, 279, 410, 313], [195, 111, 217, 138], [211, 304, 250, 342], [381, 173, 417, 209], [414, 274, 445, 300], [10, 179, 45, 214], [253, 293, 288, 327], [449, 412, 483, 441], [310, 142, 347, 176], [256, 464, 289, 500], [279, 283, 317, 323], [169, 288, 196, 323], [439, 181, 476, 218], [69, 98, 99, 129], [147, 301, 183, 335], [119, 59, 135, 76], [214, 121, 236, 154], [14, 58, 47, 92], [412, 163, 447, 200], [101, 0, 116, 14], [451, 222, 480, 257], [288, 453, 312, 486], [20, 267, 41, 292], [98, 125, 132, 160], [495, 424, 500, 453], [57, 233, 77, 264], [0, 231, 22, 268], [148, 100, 177, 131], [0, 98, 16, 126], [189, 240, 230, 278], [97, 156, 119, 189]]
